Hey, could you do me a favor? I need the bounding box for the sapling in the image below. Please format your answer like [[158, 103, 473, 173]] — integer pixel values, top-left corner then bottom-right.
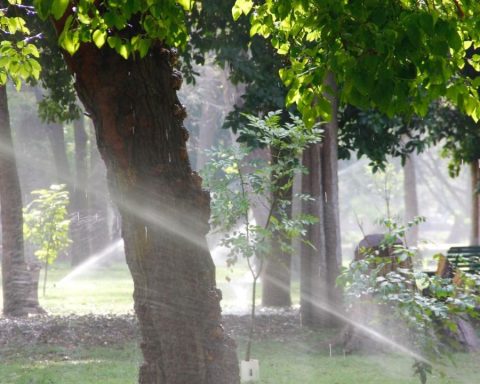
[[202, 111, 321, 367], [23, 184, 71, 296]]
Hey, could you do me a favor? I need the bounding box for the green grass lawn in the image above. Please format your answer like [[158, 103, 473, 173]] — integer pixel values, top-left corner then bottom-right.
[[0, 344, 141, 384], [1, 340, 479, 384], [0, 260, 479, 383], [0, 261, 135, 315], [0, 259, 299, 314]]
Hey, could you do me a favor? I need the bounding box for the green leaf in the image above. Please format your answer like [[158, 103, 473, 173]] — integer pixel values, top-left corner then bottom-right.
[[232, 0, 253, 20], [92, 29, 107, 48], [58, 16, 80, 55], [118, 43, 130, 59], [51, 0, 69, 20], [177, 0, 192, 11], [232, 4, 242, 21]]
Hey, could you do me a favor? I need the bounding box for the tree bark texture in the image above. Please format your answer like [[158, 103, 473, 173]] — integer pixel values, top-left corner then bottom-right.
[[403, 154, 419, 247], [300, 143, 327, 327], [470, 161, 479, 246], [57, 42, 239, 383], [71, 116, 91, 266], [261, 146, 292, 307], [0, 85, 41, 316], [300, 73, 342, 328]]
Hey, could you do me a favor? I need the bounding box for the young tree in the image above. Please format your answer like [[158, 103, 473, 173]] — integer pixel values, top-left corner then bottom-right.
[[202, 111, 320, 360], [23, 184, 71, 296]]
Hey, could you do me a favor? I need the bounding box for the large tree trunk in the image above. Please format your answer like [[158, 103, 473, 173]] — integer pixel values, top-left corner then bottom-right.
[[470, 161, 479, 246], [57, 42, 238, 382], [0, 85, 41, 316], [403, 154, 419, 247], [261, 147, 292, 307], [300, 74, 341, 328], [71, 116, 91, 266]]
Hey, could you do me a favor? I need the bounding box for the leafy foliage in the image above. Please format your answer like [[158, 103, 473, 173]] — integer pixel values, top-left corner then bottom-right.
[[23, 184, 71, 294], [424, 102, 480, 177], [33, 19, 81, 123], [32, 0, 195, 57], [237, 0, 480, 126], [202, 111, 321, 265], [0, 1, 41, 88], [186, 0, 289, 134], [337, 218, 480, 383], [202, 111, 320, 359]]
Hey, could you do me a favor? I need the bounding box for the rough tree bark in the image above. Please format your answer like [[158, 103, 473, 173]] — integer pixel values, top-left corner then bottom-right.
[[470, 161, 479, 246], [262, 147, 292, 307], [300, 74, 342, 328], [403, 154, 419, 247], [71, 116, 91, 266], [0, 85, 42, 316], [54, 39, 239, 383]]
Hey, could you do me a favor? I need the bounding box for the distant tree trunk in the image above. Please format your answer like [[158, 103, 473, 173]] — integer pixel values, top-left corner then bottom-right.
[[404, 154, 419, 247], [0, 85, 41, 316], [57, 39, 239, 382], [300, 143, 327, 326], [46, 123, 70, 185], [71, 116, 91, 266], [261, 147, 292, 307], [87, 124, 112, 256], [300, 73, 342, 328], [194, 104, 217, 171], [470, 161, 479, 245], [33, 88, 71, 187]]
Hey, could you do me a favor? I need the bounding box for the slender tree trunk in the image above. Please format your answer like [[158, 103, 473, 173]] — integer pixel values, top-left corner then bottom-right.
[[71, 116, 91, 266], [321, 74, 342, 311], [300, 143, 328, 327], [46, 123, 71, 185], [86, 120, 113, 257], [300, 74, 342, 328], [33, 88, 71, 186], [56, 39, 238, 382], [261, 147, 292, 307], [0, 85, 41, 316], [404, 154, 419, 247], [470, 161, 479, 245], [194, 103, 217, 171]]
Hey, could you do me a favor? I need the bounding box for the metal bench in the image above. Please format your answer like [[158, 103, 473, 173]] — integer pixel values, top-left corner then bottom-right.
[[446, 246, 480, 274]]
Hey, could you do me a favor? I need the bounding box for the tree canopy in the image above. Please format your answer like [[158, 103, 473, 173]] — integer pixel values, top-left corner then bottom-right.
[[235, 0, 480, 125]]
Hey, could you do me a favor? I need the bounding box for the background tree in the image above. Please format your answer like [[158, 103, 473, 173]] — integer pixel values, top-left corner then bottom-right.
[[0, 85, 42, 316], [23, 184, 71, 296], [0, 2, 42, 316]]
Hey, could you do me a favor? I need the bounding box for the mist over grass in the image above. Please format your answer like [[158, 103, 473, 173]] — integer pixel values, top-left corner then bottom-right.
[[1, 339, 479, 384]]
